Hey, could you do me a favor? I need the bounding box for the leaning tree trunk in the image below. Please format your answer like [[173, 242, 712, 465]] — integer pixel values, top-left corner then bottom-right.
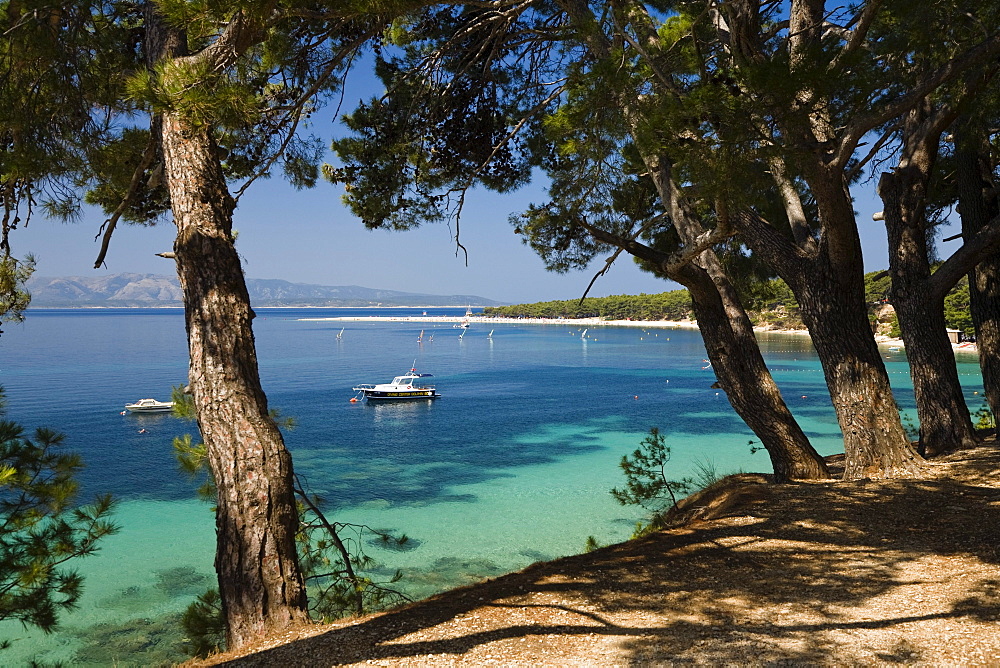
[[586, 223, 829, 481], [640, 158, 828, 481], [878, 111, 976, 457], [147, 5, 309, 649], [736, 209, 924, 480], [160, 111, 310, 648], [676, 260, 829, 481], [956, 125, 1000, 422], [885, 276, 976, 456]]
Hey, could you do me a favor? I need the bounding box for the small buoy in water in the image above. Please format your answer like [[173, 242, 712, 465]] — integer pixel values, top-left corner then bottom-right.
[[120, 411, 126, 415], [974, 391, 979, 395], [349, 397, 358, 403], [634, 395, 639, 400], [802, 395, 807, 399]]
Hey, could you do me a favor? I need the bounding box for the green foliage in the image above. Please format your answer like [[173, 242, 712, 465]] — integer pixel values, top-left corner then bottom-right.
[[583, 536, 605, 553], [742, 278, 798, 312], [864, 271, 892, 305], [0, 254, 34, 326], [180, 589, 225, 658], [943, 277, 974, 337], [484, 290, 693, 321], [610, 428, 693, 513], [0, 2, 130, 243], [0, 412, 118, 644], [82, 128, 170, 225], [973, 401, 995, 431], [739, 278, 805, 328], [889, 314, 902, 339], [488, 265, 981, 337], [690, 457, 721, 490], [295, 488, 412, 622], [174, 399, 411, 656], [900, 410, 919, 441]]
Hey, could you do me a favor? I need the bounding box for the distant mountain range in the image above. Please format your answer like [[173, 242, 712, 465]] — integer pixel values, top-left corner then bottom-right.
[[25, 273, 502, 308]]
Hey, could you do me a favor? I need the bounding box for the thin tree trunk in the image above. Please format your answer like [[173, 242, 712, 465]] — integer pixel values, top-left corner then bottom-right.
[[148, 6, 309, 649], [878, 106, 976, 456], [969, 257, 1000, 421], [955, 123, 1000, 422]]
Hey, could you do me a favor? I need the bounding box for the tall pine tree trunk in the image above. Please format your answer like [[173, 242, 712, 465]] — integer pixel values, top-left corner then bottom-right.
[[878, 106, 976, 456], [955, 123, 1000, 422], [797, 264, 923, 477], [737, 209, 924, 480], [148, 6, 309, 649], [161, 110, 310, 649]]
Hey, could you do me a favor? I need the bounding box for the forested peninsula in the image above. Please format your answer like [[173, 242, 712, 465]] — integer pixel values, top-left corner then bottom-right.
[[485, 271, 976, 339]]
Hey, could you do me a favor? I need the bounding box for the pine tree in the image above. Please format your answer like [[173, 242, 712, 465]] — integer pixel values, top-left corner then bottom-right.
[[0, 390, 118, 646]]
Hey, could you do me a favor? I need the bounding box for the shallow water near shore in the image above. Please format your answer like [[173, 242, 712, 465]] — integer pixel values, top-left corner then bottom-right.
[[0, 308, 986, 665]]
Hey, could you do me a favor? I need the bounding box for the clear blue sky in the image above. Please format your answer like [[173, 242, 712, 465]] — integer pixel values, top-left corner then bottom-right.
[[13, 166, 902, 305], [10, 59, 913, 305]]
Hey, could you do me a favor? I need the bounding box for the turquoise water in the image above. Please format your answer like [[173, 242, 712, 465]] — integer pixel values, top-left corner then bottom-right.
[[0, 309, 985, 664]]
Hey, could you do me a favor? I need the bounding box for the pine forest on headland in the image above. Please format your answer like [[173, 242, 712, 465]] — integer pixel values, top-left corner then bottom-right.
[[486, 271, 975, 339]]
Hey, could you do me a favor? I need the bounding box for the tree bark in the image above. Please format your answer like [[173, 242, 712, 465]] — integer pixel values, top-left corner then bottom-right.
[[147, 5, 309, 649], [583, 224, 829, 481], [557, 0, 828, 481], [878, 105, 976, 456], [737, 209, 924, 479], [676, 261, 830, 480], [955, 122, 1000, 422], [161, 111, 310, 649]]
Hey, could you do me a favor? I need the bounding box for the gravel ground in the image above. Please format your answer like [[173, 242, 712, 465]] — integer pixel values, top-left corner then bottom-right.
[[192, 442, 1000, 667]]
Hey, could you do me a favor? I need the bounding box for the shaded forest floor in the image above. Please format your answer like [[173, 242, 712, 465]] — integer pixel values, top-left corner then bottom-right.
[[195, 442, 1000, 666]]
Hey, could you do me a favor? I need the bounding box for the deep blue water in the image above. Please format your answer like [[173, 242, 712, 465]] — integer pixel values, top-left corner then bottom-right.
[[0, 308, 985, 664]]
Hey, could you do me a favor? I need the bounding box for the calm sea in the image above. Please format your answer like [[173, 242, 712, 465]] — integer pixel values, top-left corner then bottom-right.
[[0, 308, 984, 664]]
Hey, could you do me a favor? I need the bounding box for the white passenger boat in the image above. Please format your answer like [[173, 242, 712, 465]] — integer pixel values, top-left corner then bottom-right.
[[352, 367, 440, 401], [124, 398, 174, 413]]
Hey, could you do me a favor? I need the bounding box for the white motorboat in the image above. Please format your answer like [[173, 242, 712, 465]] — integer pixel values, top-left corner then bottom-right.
[[124, 398, 174, 413], [352, 367, 440, 401]]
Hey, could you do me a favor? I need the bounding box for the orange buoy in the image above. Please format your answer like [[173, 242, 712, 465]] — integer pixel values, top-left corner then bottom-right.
[[350, 397, 358, 403], [634, 395, 639, 400]]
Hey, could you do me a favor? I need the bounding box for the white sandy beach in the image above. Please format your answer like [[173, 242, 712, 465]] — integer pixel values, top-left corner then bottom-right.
[[298, 314, 980, 354], [297, 314, 702, 329]]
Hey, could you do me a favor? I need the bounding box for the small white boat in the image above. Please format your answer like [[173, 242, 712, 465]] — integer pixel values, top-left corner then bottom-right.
[[124, 398, 174, 413], [352, 367, 440, 401], [454, 306, 473, 329]]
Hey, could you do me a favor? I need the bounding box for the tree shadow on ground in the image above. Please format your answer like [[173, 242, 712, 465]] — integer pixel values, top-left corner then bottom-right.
[[207, 445, 1000, 666]]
